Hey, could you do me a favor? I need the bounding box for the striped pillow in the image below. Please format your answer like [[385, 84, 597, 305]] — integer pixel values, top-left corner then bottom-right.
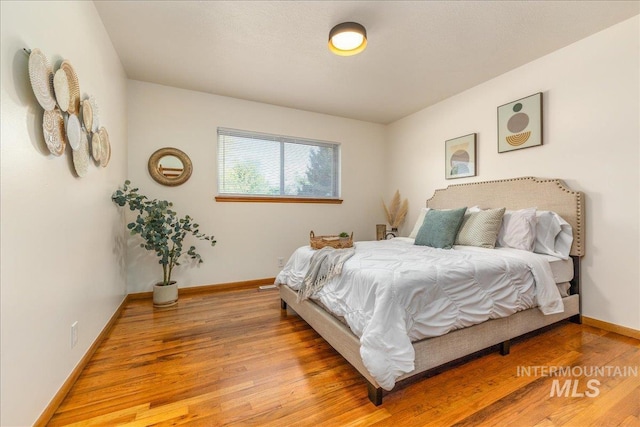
[[455, 207, 506, 248]]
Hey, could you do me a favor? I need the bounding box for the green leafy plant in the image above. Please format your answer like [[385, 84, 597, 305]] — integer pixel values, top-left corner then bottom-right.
[[339, 232, 350, 238], [112, 180, 216, 286]]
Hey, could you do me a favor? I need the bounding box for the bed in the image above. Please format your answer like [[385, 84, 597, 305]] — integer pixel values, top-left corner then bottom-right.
[[276, 177, 584, 405]]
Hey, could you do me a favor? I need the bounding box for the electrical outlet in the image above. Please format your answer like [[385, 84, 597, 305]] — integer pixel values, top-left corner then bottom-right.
[[278, 257, 285, 268], [71, 321, 78, 348]]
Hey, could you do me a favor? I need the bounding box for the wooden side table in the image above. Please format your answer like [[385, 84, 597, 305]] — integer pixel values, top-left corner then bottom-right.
[[377, 225, 397, 240]]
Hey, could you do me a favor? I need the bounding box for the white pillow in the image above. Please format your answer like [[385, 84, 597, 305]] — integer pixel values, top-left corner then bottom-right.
[[534, 211, 573, 259], [496, 207, 537, 251], [408, 207, 429, 239]]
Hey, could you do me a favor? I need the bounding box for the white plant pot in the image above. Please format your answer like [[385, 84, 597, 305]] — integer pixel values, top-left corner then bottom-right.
[[153, 281, 178, 307]]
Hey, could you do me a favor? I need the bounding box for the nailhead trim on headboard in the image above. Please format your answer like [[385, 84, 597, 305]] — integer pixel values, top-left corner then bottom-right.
[[426, 177, 584, 256]]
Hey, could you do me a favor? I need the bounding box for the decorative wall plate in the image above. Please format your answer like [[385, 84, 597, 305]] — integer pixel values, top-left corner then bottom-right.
[[60, 60, 80, 115], [28, 48, 56, 111], [72, 131, 90, 177], [66, 114, 82, 150], [42, 107, 66, 156], [53, 68, 70, 112], [98, 127, 111, 167], [81, 98, 93, 132], [89, 96, 100, 132], [91, 131, 102, 162]]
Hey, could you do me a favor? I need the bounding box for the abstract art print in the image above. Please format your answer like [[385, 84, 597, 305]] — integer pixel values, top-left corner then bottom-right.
[[498, 92, 542, 153], [445, 133, 476, 179]]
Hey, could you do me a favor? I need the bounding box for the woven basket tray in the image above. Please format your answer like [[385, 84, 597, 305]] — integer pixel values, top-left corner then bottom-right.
[[309, 231, 353, 249]]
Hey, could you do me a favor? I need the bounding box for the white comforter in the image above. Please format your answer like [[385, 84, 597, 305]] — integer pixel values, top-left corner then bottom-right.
[[275, 238, 563, 390]]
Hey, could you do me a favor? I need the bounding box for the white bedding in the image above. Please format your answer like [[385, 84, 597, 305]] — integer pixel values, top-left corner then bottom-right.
[[275, 237, 564, 390]]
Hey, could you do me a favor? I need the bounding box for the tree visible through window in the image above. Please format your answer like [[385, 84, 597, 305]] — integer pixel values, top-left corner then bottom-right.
[[297, 146, 335, 197], [217, 128, 340, 199], [224, 163, 278, 195]]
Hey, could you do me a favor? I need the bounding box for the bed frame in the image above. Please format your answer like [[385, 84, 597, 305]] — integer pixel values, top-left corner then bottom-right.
[[279, 177, 584, 405]]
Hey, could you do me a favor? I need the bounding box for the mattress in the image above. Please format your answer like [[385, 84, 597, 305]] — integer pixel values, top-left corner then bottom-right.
[[494, 246, 573, 296], [542, 254, 574, 283], [276, 238, 564, 390]]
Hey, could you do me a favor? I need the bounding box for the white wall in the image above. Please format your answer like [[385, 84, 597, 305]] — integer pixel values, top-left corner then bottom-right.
[[0, 2, 128, 425], [126, 80, 387, 292], [387, 16, 640, 331]]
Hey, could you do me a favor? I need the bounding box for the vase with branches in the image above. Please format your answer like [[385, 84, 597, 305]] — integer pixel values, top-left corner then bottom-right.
[[112, 180, 216, 305], [383, 190, 409, 235]]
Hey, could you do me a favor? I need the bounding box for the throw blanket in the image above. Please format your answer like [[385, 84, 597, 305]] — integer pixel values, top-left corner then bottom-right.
[[297, 246, 355, 302]]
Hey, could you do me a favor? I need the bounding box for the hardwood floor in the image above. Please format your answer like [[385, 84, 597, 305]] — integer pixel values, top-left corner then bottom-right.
[[49, 288, 639, 426]]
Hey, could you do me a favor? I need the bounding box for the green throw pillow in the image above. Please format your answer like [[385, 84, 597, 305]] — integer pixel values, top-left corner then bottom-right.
[[414, 207, 467, 249]]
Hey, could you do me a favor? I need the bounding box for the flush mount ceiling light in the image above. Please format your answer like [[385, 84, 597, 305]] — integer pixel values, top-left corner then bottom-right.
[[328, 22, 367, 56]]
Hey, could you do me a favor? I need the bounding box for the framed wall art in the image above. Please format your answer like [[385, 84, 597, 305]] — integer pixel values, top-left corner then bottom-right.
[[445, 133, 476, 179], [498, 92, 542, 153]]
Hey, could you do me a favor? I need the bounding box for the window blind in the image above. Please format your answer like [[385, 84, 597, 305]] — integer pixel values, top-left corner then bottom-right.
[[217, 127, 340, 199]]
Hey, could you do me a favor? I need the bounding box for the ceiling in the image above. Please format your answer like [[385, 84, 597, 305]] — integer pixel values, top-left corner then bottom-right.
[[94, 1, 639, 124]]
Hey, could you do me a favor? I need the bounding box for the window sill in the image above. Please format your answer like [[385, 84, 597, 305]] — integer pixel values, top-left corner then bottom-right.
[[215, 196, 343, 204]]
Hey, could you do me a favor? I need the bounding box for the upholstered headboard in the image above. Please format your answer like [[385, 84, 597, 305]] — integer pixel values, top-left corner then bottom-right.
[[426, 177, 584, 257]]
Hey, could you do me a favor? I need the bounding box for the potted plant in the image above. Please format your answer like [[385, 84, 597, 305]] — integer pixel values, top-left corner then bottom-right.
[[112, 180, 216, 307]]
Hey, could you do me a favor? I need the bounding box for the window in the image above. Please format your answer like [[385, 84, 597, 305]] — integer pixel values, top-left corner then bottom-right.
[[217, 128, 341, 202]]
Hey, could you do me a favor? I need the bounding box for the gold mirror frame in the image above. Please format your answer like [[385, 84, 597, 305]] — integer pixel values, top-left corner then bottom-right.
[[148, 147, 193, 186]]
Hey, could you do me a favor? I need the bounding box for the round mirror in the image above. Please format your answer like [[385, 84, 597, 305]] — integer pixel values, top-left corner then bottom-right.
[[148, 147, 192, 186]]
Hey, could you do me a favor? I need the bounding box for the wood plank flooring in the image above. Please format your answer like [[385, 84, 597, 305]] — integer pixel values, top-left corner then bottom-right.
[[49, 288, 639, 426]]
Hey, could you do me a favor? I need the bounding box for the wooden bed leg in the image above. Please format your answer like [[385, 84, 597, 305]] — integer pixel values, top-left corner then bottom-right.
[[280, 299, 287, 310], [367, 382, 383, 406], [500, 339, 511, 356], [569, 314, 582, 324]]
